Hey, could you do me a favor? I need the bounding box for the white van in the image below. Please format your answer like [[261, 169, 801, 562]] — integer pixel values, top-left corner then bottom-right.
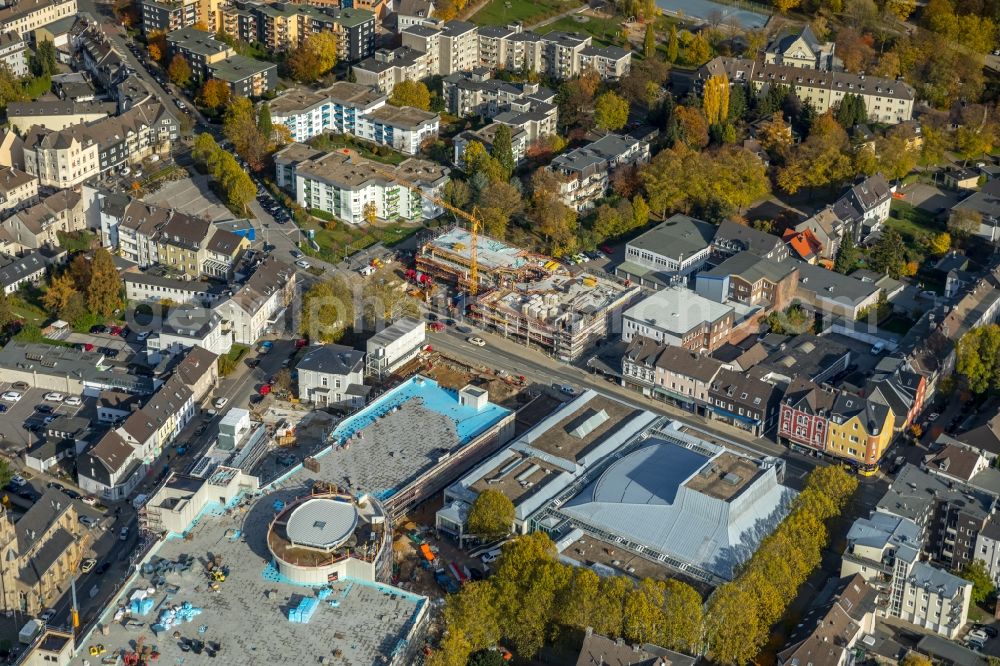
[[871, 341, 886, 355], [481, 549, 502, 564]]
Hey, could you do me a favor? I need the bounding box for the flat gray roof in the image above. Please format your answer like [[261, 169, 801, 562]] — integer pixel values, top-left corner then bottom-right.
[[627, 214, 715, 261], [624, 287, 732, 334]]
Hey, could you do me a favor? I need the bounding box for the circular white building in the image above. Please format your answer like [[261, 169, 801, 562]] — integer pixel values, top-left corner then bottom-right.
[[268, 493, 386, 584]]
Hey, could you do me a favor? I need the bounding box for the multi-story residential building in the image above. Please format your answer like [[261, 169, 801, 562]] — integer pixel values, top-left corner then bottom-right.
[[212, 255, 296, 344], [174, 344, 219, 404], [866, 365, 926, 433], [453, 122, 528, 166], [22, 101, 179, 187], [0, 165, 38, 214], [778, 376, 836, 453], [165, 26, 235, 81], [793, 262, 882, 320], [699, 55, 914, 125], [7, 99, 117, 134], [826, 393, 893, 475], [879, 464, 997, 573], [0, 251, 47, 294], [547, 133, 649, 211], [829, 174, 893, 243], [616, 214, 715, 288], [146, 308, 232, 360], [354, 45, 431, 93], [0, 31, 27, 77], [274, 143, 448, 225], [120, 375, 195, 463], [399, 23, 441, 75], [712, 219, 789, 262], [441, 70, 557, 129], [395, 0, 434, 30], [696, 251, 798, 309], [139, 0, 223, 35], [2, 189, 84, 251], [74, 23, 131, 90], [438, 20, 478, 75], [621, 335, 723, 415], [778, 575, 878, 666], [116, 199, 170, 266], [269, 81, 438, 154], [124, 272, 226, 307], [762, 25, 836, 70], [0, 489, 85, 615], [207, 54, 277, 97], [842, 510, 971, 639], [0, 0, 77, 39], [154, 211, 217, 278], [622, 287, 734, 351], [707, 367, 782, 436], [220, 1, 374, 62], [296, 344, 367, 407]]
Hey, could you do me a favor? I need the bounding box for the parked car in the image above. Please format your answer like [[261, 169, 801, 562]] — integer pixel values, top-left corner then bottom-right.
[[0, 404, 7, 414], [35, 404, 53, 414], [11, 381, 28, 390], [65, 489, 80, 500], [64, 396, 82, 406], [79, 516, 98, 528], [9, 475, 26, 487], [1, 391, 22, 401], [213, 397, 229, 409], [80, 558, 96, 573], [82, 495, 98, 506], [89, 325, 108, 334], [295, 260, 310, 269], [119, 527, 129, 541], [43, 392, 65, 402], [467, 336, 486, 347], [39, 609, 56, 623], [95, 562, 111, 575]]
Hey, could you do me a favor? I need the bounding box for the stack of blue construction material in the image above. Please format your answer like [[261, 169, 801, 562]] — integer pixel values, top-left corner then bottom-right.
[[129, 597, 155, 616], [287, 597, 320, 623], [157, 602, 203, 629], [317, 587, 332, 601]]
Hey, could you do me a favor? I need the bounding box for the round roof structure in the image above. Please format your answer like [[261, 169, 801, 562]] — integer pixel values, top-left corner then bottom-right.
[[285, 498, 358, 551]]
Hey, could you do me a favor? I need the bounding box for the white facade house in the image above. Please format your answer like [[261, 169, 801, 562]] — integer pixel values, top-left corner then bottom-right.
[[212, 256, 296, 345], [296, 344, 367, 407], [146, 309, 232, 362], [77, 430, 144, 501], [366, 317, 425, 378], [842, 511, 972, 639], [269, 81, 439, 155], [547, 133, 650, 211], [274, 143, 449, 225]]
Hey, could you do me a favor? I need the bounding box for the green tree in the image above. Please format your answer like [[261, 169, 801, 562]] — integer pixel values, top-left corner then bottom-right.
[[624, 578, 666, 645], [42, 272, 80, 316], [833, 234, 859, 274], [706, 583, 766, 665], [467, 651, 505, 666], [491, 124, 515, 181], [389, 80, 431, 110], [868, 229, 906, 278], [168, 54, 192, 87], [666, 24, 679, 62], [632, 195, 650, 229], [957, 324, 1000, 394], [300, 277, 355, 342], [686, 32, 711, 65], [0, 458, 12, 489], [594, 92, 629, 131], [443, 179, 472, 209], [444, 581, 502, 651], [257, 101, 273, 139], [959, 559, 995, 604], [223, 96, 269, 169], [31, 39, 56, 77], [557, 567, 601, 630], [197, 79, 231, 110], [466, 489, 514, 538], [929, 232, 951, 256], [949, 209, 982, 240], [86, 248, 123, 317], [660, 579, 703, 653], [835, 93, 867, 128], [901, 655, 933, 666], [644, 24, 656, 58]]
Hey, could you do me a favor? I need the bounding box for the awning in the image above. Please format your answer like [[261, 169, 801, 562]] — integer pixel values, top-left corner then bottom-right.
[[653, 386, 696, 404], [709, 406, 760, 424]]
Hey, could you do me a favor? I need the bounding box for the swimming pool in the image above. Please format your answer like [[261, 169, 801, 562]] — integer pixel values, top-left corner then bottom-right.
[[328, 375, 511, 446]]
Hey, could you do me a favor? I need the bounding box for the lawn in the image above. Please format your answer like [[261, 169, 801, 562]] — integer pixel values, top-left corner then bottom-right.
[[886, 199, 943, 245], [308, 133, 407, 166], [471, 0, 583, 26], [534, 14, 624, 45], [297, 217, 426, 265]]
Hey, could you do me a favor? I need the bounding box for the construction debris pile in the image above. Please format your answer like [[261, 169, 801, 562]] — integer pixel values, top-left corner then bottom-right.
[[155, 602, 203, 630]]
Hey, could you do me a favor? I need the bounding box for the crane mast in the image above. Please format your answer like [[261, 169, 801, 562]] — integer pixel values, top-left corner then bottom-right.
[[375, 169, 482, 296]]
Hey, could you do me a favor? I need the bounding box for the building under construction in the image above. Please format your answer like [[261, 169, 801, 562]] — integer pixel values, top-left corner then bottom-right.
[[473, 273, 639, 361], [416, 227, 558, 293]]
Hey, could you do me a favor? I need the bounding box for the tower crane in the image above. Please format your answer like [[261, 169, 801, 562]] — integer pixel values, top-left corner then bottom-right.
[[373, 168, 482, 296]]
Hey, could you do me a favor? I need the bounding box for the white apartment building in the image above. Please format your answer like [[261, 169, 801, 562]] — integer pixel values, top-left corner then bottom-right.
[[354, 46, 433, 94], [275, 143, 449, 225], [268, 81, 439, 155], [842, 511, 972, 639], [0, 31, 27, 77], [146, 309, 233, 361], [212, 255, 296, 345], [0, 0, 77, 38], [0, 166, 38, 214], [296, 344, 367, 407], [441, 70, 558, 142], [547, 133, 650, 211]]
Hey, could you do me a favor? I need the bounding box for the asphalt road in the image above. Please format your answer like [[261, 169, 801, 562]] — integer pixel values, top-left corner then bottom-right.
[[422, 315, 821, 485]]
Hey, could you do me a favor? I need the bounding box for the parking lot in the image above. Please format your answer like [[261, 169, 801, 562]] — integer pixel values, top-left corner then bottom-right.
[[143, 173, 233, 221], [0, 383, 93, 453]]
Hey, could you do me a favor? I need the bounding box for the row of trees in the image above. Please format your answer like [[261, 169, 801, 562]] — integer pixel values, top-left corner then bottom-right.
[[192, 133, 257, 213], [221, 97, 291, 171], [431, 466, 857, 666], [41, 249, 123, 328]]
